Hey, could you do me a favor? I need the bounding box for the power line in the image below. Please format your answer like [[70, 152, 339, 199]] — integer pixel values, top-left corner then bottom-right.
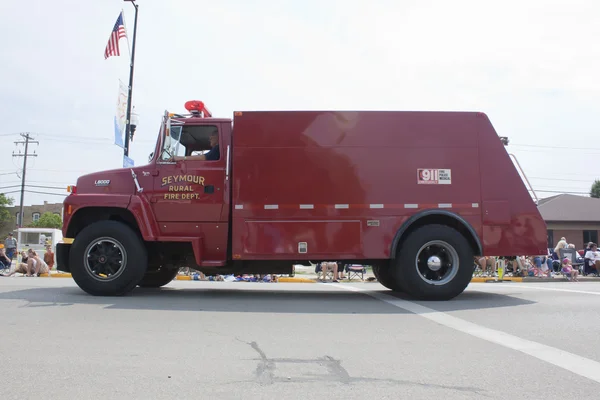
[[533, 186, 590, 192], [534, 189, 589, 195], [531, 182, 593, 188], [529, 176, 598, 183], [511, 143, 600, 151], [23, 190, 67, 197], [0, 184, 66, 191], [23, 168, 92, 173], [27, 184, 66, 190], [34, 132, 154, 144], [511, 147, 600, 155], [0, 189, 66, 197], [0, 180, 74, 186], [530, 171, 600, 178]]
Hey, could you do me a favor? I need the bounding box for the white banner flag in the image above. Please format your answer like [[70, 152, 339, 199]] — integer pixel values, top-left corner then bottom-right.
[[113, 80, 128, 148]]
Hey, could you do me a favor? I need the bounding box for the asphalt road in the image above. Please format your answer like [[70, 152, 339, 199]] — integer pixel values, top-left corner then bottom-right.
[[1, 279, 600, 400]]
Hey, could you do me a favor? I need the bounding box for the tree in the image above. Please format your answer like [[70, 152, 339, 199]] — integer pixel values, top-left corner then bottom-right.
[[30, 212, 62, 229], [591, 180, 600, 198], [0, 194, 14, 225]]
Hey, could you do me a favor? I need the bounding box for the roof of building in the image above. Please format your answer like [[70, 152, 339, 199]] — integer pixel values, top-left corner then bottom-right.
[[7, 201, 63, 210], [537, 194, 600, 222]]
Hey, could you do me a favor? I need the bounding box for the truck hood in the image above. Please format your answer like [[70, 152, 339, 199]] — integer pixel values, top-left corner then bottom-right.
[[75, 167, 137, 196]]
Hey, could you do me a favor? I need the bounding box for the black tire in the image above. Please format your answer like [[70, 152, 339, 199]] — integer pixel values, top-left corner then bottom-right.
[[373, 264, 403, 291], [138, 267, 179, 288], [393, 224, 474, 301], [69, 220, 148, 296]]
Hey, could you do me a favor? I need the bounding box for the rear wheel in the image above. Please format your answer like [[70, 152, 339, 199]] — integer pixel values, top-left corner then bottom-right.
[[393, 224, 473, 301], [138, 267, 179, 288], [69, 220, 148, 296]]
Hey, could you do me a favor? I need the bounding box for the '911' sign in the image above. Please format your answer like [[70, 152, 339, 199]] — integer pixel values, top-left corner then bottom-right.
[[417, 169, 452, 185]]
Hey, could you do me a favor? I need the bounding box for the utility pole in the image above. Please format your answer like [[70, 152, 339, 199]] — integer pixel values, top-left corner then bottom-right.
[[12, 133, 38, 228]]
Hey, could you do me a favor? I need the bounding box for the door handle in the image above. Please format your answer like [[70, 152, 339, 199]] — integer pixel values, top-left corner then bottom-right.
[[204, 185, 215, 194]]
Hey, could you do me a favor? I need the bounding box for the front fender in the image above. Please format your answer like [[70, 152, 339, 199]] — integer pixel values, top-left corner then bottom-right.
[[63, 194, 132, 237], [128, 195, 161, 241], [63, 194, 160, 242]]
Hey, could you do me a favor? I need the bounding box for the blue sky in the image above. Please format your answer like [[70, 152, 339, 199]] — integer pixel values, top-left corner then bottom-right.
[[0, 0, 597, 206]]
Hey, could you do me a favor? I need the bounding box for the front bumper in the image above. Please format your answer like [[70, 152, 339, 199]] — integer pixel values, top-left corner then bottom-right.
[[56, 242, 72, 272]]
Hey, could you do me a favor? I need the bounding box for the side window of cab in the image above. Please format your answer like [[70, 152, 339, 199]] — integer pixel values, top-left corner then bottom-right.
[[161, 124, 221, 162]]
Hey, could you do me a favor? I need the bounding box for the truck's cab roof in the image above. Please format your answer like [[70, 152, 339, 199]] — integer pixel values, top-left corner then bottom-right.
[[170, 117, 232, 124]]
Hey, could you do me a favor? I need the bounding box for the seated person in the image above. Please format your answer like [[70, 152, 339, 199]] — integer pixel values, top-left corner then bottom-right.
[[173, 131, 220, 161], [0, 248, 11, 269], [584, 243, 600, 275], [531, 255, 550, 277], [2, 262, 28, 277], [2, 251, 29, 277], [561, 258, 579, 281], [25, 249, 49, 277], [319, 261, 338, 282], [44, 245, 55, 271], [475, 256, 496, 276]]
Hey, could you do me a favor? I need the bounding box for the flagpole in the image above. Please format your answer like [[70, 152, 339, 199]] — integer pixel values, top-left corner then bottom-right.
[[123, 0, 139, 158], [121, 8, 132, 59]]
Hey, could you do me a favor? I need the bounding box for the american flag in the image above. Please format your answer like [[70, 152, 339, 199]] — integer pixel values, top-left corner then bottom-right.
[[104, 12, 127, 59]]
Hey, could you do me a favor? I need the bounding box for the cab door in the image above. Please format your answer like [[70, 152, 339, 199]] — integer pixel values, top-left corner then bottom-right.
[[151, 122, 228, 223]]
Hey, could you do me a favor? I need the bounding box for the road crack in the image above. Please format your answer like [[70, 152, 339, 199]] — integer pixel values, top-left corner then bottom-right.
[[235, 337, 487, 395]]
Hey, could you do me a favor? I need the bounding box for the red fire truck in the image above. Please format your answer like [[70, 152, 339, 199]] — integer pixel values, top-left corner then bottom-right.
[[57, 101, 547, 300]]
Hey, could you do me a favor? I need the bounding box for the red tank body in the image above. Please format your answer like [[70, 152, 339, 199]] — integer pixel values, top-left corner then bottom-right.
[[230, 111, 546, 259], [57, 107, 547, 300]]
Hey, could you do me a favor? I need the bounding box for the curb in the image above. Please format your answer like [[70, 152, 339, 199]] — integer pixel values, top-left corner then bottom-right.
[[175, 276, 317, 283], [278, 277, 315, 283], [470, 276, 600, 283], [26, 274, 318, 283], [28, 274, 314, 282], [39, 273, 72, 278], [26, 274, 600, 284], [470, 277, 523, 283]]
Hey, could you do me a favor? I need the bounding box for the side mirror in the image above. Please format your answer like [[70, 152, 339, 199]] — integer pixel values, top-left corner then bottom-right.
[[148, 152, 154, 162]]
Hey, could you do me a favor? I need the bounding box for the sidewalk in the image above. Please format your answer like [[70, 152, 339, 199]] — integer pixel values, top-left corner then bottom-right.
[[472, 275, 600, 283]]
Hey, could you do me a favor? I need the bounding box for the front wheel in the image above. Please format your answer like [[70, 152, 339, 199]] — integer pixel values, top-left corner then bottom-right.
[[372, 264, 403, 292], [69, 220, 148, 296], [138, 267, 179, 288], [393, 224, 474, 301]]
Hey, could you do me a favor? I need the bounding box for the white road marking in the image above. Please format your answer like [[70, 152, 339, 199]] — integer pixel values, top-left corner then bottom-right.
[[335, 284, 600, 384], [468, 284, 600, 296]]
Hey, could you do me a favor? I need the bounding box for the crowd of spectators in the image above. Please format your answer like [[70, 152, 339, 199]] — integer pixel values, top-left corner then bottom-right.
[[474, 236, 600, 280]]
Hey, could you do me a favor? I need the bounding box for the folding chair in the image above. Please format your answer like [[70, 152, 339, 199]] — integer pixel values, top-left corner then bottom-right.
[[559, 248, 584, 272], [346, 264, 366, 281], [583, 252, 599, 276], [314, 262, 335, 281]]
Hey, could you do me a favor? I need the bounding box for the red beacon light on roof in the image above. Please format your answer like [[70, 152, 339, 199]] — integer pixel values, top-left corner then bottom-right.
[[184, 100, 213, 118]]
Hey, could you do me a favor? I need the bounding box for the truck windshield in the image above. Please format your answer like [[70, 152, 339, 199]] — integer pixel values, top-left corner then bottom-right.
[[160, 125, 183, 161], [159, 122, 218, 161]]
